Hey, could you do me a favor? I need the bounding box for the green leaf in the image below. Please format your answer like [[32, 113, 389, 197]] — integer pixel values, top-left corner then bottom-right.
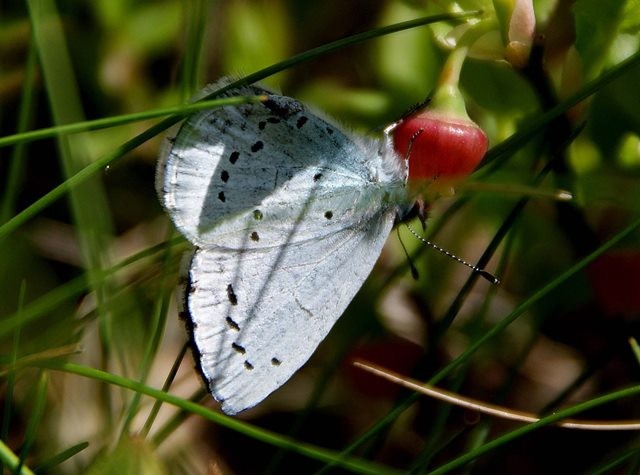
[[620, 0, 640, 33], [116, 2, 182, 56], [461, 58, 537, 116], [222, 0, 291, 86], [375, 2, 440, 102], [573, 0, 627, 78]]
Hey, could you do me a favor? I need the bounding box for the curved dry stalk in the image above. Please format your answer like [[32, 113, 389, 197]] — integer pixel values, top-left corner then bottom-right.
[[353, 361, 640, 431]]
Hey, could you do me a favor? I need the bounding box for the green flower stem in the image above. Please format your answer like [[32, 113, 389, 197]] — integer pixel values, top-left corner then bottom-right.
[[430, 47, 470, 119]]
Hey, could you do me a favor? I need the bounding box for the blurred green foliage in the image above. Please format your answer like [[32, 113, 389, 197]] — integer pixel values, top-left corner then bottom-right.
[[1, 1, 639, 474]]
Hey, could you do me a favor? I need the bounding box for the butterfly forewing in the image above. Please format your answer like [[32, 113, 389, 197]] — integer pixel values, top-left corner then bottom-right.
[[159, 84, 391, 249]]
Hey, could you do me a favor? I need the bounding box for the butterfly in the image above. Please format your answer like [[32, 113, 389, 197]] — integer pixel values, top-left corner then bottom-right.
[[157, 79, 414, 415]]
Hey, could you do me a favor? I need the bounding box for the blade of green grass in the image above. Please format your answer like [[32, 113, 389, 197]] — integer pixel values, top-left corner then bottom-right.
[[199, 11, 481, 99], [0, 236, 184, 340], [179, 0, 207, 99], [0, 10, 479, 241], [141, 343, 190, 439], [28, 0, 118, 365], [0, 345, 81, 373], [0, 29, 38, 224], [120, 230, 175, 438], [0, 114, 171, 241], [0, 96, 266, 149], [32, 360, 402, 475], [1, 282, 26, 475], [16, 372, 48, 475], [33, 441, 90, 474], [405, 373, 467, 474], [0, 439, 34, 475], [583, 446, 640, 475], [629, 337, 640, 366], [150, 387, 207, 447]]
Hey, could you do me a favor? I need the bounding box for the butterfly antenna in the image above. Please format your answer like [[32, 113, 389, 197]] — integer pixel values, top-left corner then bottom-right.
[[405, 224, 499, 285], [396, 227, 420, 280]]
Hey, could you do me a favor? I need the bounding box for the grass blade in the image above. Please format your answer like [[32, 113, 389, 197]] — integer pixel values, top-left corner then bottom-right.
[[33, 442, 89, 474], [32, 360, 401, 475], [16, 372, 48, 474], [0, 440, 34, 475]]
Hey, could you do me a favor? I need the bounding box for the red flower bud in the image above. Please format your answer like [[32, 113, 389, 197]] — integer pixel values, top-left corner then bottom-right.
[[391, 47, 488, 184], [392, 109, 488, 180]]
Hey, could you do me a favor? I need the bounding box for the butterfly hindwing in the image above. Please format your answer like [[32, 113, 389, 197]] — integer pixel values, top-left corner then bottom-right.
[[188, 206, 395, 414]]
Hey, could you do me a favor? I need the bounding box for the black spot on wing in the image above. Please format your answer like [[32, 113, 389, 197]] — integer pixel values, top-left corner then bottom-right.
[[229, 151, 240, 164], [267, 117, 280, 124], [251, 141, 264, 153], [218, 191, 226, 202], [250, 231, 260, 242], [253, 209, 263, 220], [232, 342, 246, 354], [313, 173, 323, 182], [226, 317, 240, 331], [296, 116, 308, 129], [226, 284, 238, 305], [244, 361, 254, 370], [271, 358, 281, 366], [258, 121, 267, 130], [221, 170, 229, 182], [264, 96, 303, 118], [324, 210, 333, 219]]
